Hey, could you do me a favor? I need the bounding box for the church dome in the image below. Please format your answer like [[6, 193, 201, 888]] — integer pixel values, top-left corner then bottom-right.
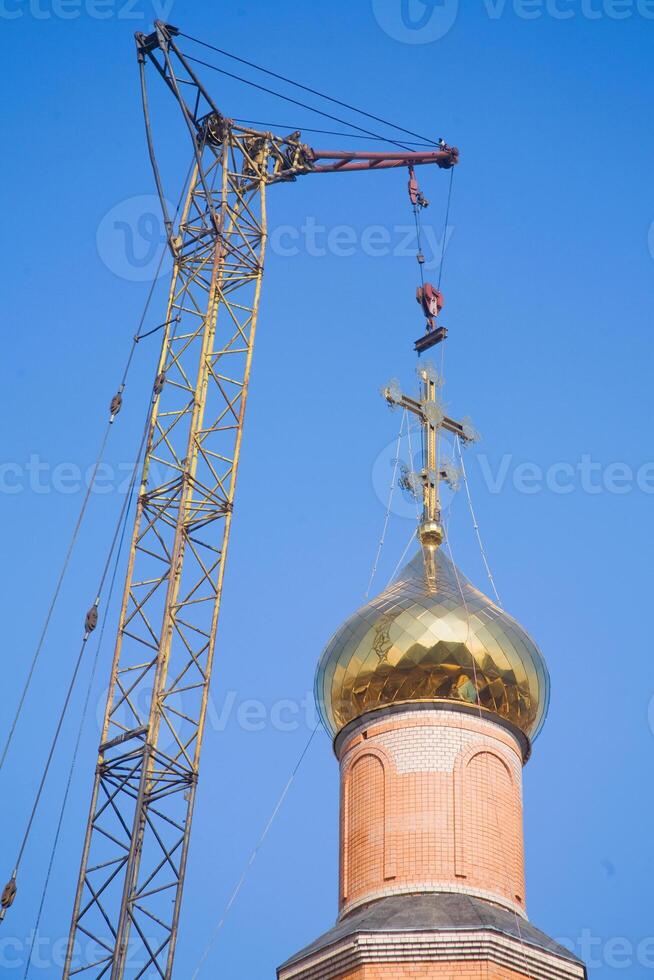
[[315, 548, 549, 741]]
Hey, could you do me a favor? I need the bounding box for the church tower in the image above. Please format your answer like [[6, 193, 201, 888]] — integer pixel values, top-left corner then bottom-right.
[[278, 317, 585, 979]]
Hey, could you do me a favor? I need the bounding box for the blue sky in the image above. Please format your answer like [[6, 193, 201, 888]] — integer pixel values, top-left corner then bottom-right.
[[1, 0, 653, 977]]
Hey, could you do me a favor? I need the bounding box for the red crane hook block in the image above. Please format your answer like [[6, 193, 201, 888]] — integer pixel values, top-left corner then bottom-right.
[[414, 283, 448, 353], [416, 283, 444, 330]]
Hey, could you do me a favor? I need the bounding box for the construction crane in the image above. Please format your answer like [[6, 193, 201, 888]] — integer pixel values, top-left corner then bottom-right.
[[52, 22, 459, 978]]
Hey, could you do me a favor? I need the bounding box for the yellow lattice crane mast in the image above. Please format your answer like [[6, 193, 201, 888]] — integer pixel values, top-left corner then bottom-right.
[[58, 22, 459, 978]]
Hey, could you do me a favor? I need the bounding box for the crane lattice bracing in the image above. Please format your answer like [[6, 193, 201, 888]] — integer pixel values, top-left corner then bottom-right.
[[63, 22, 458, 978]]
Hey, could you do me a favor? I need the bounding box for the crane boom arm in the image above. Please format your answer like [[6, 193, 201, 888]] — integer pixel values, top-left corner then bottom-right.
[[306, 147, 459, 173]]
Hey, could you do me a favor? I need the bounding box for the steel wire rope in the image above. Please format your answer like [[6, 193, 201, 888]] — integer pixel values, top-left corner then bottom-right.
[[437, 168, 455, 293], [22, 471, 136, 978], [405, 410, 422, 522], [0, 423, 113, 773], [178, 33, 441, 147], [387, 527, 418, 585], [179, 52, 415, 152], [233, 119, 434, 145], [413, 201, 426, 291], [429, 170, 501, 608], [6, 287, 187, 928], [435, 171, 453, 497], [455, 435, 502, 606], [1, 404, 153, 917], [432, 167, 455, 506], [191, 723, 320, 978], [2, 282, 184, 919], [0, 163, 193, 773], [366, 409, 407, 597], [382, 394, 422, 584]]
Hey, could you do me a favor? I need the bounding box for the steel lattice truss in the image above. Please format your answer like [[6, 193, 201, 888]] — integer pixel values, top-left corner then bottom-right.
[[62, 22, 458, 979]]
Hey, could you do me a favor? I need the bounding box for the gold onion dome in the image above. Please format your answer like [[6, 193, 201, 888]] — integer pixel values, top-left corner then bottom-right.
[[315, 547, 549, 741]]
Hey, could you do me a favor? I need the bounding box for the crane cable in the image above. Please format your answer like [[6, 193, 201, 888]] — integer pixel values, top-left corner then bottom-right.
[[437, 168, 455, 293], [22, 474, 135, 978], [410, 164, 454, 350], [410, 174, 427, 292], [388, 527, 418, 585], [233, 119, 435, 145], [180, 52, 416, 152], [191, 723, 320, 978], [455, 435, 502, 607], [366, 409, 406, 597], [0, 164, 192, 774], [0, 422, 112, 774], [406, 408, 422, 521], [178, 33, 442, 148], [436, 167, 455, 495], [0, 291, 154, 774], [384, 417, 421, 585], [0, 398, 154, 925]]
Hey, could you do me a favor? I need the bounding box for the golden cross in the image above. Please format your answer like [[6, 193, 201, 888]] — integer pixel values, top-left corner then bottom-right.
[[383, 363, 476, 551]]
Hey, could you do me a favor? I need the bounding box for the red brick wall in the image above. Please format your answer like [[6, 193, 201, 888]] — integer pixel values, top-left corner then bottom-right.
[[338, 710, 526, 915]]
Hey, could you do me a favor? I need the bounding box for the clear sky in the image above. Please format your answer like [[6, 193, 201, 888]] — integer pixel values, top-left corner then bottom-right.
[[1, 1, 653, 977]]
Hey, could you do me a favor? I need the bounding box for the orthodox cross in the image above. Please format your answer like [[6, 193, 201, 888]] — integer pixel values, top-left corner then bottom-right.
[[383, 363, 476, 551]]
